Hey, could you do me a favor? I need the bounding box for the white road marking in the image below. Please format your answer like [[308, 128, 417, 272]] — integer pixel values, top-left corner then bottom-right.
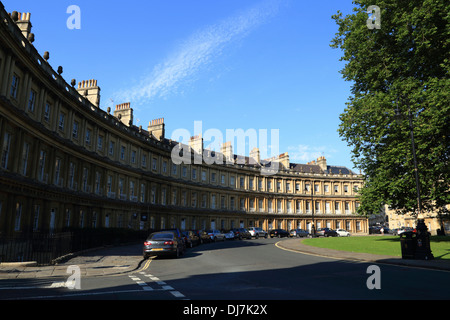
[[170, 291, 185, 298], [162, 285, 174, 290], [137, 272, 188, 299]]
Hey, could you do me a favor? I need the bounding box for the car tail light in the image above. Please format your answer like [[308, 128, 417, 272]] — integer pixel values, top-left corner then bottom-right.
[[164, 241, 174, 245], [144, 241, 151, 246]]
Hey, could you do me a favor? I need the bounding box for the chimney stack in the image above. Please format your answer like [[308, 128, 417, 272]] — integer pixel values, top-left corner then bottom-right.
[[76, 79, 101, 107], [221, 141, 234, 164], [114, 102, 133, 126], [148, 118, 165, 141], [316, 156, 327, 172], [249, 147, 260, 165], [189, 134, 203, 156], [279, 152, 290, 169], [11, 12, 32, 39]]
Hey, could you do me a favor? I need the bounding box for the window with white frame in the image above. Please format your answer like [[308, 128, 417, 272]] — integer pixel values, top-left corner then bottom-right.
[[1, 132, 11, 169], [97, 135, 103, 151], [85, 129, 91, 145], [95, 172, 101, 194], [38, 150, 46, 182], [33, 205, 40, 231], [109, 141, 115, 156], [82, 167, 89, 192], [54, 158, 61, 186], [151, 186, 156, 204], [10, 74, 20, 99], [21, 142, 30, 175], [211, 194, 216, 209], [44, 103, 51, 122], [14, 202, 22, 231], [72, 120, 79, 139], [58, 113, 65, 131], [28, 89, 36, 112], [140, 184, 146, 202], [191, 192, 197, 207]]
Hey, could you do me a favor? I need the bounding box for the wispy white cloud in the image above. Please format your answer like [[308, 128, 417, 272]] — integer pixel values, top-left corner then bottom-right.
[[115, 0, 284, 106], [287, 144, 338, 163]]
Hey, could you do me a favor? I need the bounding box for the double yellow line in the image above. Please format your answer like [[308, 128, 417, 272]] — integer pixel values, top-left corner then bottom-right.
[[142, 257, 153, 271]]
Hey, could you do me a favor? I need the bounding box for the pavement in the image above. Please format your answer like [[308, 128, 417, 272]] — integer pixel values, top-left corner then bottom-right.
[[1, 238, 449, 280], [0, 243, 145, 279]]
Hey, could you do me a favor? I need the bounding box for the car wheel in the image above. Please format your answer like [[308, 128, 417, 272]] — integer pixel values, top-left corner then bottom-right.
[[256, 234, 259, 239]]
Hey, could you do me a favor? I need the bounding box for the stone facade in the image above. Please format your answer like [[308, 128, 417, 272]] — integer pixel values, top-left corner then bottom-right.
[[0, 5, 368, 237]]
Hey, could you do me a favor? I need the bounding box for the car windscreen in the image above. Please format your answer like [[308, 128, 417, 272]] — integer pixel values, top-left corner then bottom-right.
[[148, 233, 174, 240]]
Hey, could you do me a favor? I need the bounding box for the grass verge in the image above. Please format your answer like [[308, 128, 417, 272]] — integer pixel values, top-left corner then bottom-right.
[[301, 235, 450, 260]]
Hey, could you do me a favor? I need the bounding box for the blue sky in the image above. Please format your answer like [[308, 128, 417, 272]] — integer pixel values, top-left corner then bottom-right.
[[4, 0, 359, 171]]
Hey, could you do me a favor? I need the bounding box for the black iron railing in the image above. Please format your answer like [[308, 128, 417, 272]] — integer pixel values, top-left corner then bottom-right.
[[0, 228, 149, 265]]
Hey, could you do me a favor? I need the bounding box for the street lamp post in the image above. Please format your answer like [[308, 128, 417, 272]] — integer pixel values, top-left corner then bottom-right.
[[407, 107, 433, 260], [397, 97, 434, 260], [306, 181, 315, 237]]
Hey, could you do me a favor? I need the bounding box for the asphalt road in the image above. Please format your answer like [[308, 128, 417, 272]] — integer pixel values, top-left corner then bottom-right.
[[1, 237, 449, 303]]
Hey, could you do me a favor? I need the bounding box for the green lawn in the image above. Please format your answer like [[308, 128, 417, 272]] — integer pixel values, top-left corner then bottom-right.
[[301, 235, 450, 260]]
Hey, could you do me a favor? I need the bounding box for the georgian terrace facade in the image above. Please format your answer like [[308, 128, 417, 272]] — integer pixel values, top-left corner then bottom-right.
[[0, 5, 368, 237]]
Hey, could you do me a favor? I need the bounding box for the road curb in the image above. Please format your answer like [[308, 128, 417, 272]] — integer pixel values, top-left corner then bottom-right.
[[0, 261, 37, 267]]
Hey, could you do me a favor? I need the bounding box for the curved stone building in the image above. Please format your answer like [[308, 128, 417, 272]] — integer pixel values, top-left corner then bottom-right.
[[0, 4, 368, 237]]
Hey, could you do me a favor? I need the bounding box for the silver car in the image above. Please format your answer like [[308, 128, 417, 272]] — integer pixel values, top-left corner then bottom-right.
[[248, 227, 268, 239], [290, 228, 310, 238], [207, 229, 226, 242], [336, 228, 351, 237], [143, 231, 185, 259]]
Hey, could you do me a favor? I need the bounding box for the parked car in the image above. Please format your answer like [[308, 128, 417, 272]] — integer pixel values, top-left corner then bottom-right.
[[182, 230, 200, 247], [388, 228, 398, 235], [207, 229, 226, 242], [335, 228, 351, 237], [160, 228, 186, 248], [269, 229, 290, 238], [192, 230, 211, 244], [369, 226, 380, 234], [232, 228, 252, 240], [289, 228, 310, 238], [248, 227, 268, 239], [397, 227, 415, 235], [223, 230, 235, 240], [143, 231, 185, 259], [315, 228, 338, 237]]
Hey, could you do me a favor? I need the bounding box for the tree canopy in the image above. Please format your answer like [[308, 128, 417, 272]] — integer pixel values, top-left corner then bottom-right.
[[330, 0, 449, 219]]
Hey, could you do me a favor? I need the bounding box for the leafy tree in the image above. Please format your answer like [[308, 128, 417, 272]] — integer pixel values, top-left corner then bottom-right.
[[330, 0, 449, 228]]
